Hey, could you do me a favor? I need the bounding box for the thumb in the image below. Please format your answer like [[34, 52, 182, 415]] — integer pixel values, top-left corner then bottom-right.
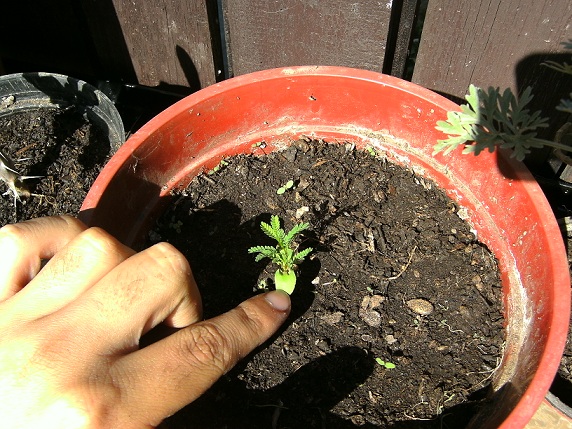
[[116, 290, 291, 426]]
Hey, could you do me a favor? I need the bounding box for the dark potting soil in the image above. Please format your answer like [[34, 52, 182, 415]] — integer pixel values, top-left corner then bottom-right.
[[149, 139, 505, 428], [551, 231, 572, 406], [0, 108, 112, 225]]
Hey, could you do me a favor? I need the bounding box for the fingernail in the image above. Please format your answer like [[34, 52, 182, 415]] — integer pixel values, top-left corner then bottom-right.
[[265, 290, 291, 312]]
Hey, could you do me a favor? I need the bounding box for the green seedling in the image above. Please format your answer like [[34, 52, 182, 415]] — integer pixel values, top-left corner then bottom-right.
[[435, 39, 572, 161], [365, 146, 377, 157], [252, 141, 267, 149], [168, 218, 183, 234], [375, 358, 396, 369], [248, 215, 313, 294], [276, 179, 294, 195], [208, 159, 229, 175]]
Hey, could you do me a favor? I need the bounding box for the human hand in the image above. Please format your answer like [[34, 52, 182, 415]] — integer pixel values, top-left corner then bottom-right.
[[0, 216, 291, 429]]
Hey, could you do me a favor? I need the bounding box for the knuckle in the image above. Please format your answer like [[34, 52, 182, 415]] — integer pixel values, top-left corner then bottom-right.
[[179, 323, 232, 372], [76, 228, 133, 263], [236, 297, 276, 340], [146, 242, 191, 276], [233, 304, 265, 342], [56, 215, 87, 231], [0, 216, 86, 249], [0, 223, 29, 247], [81, 227, 122, 251]]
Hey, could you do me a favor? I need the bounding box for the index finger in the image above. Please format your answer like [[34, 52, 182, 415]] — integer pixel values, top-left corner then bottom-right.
[[0, 216, 87, 302], [113, 290, 291, 426]]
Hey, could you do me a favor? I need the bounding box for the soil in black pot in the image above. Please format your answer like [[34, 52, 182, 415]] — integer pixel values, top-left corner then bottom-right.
[[0, 108, 113, 225], [148, 139, 505, 428]]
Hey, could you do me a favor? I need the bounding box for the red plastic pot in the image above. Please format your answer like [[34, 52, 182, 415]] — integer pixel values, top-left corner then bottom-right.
[[80, 66, 570, 428]]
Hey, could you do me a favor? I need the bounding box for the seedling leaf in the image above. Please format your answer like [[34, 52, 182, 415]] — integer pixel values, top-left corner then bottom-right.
[[375, 357, 396, 369], [294, 247, 313, 263], [248, 245, 277, 262], [284, 222, 309, 247], [275, 270, 297, 294], [277, 179, 295, 195]]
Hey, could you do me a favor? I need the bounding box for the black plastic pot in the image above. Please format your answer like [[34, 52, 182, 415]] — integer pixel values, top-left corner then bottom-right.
[[0, 72, 125, 151]]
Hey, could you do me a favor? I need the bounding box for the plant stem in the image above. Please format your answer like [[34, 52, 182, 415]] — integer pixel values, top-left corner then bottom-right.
[[530, 137, 572, 153]]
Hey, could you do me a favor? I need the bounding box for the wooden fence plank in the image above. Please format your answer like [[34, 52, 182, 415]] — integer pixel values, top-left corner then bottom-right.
[[383, 0, 423, 78], [412, 0, 572, 127], [82, 0, 221, 92], [221, 0, 393, 77], [78, 0, 138, 83]]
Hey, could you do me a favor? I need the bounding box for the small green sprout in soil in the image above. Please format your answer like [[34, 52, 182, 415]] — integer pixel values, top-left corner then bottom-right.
[[248, 214, 313, 294], [434, 39, 572, 161], [208, 158, 229, 175], [168, 218, 183, 234], [276, 179, 294, 195], [251, 141, 267, 149], [375, 358, 396, 369]]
